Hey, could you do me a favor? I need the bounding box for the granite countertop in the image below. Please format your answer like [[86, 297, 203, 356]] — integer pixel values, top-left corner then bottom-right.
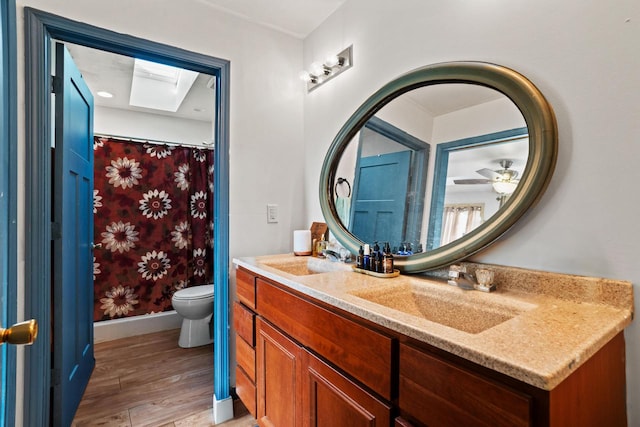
[[233, 253, 634, 390]]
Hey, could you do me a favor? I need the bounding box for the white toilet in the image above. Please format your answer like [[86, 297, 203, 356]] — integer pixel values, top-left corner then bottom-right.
[[172, 284, 214, 348]]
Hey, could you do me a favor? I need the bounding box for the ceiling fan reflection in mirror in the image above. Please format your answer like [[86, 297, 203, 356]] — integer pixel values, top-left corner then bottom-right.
[[454, 159, 520, 194]]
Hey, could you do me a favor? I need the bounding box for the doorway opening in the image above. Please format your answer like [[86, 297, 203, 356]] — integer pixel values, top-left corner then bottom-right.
[[24, 8, 230, 425], [67, 42, 217, 329]]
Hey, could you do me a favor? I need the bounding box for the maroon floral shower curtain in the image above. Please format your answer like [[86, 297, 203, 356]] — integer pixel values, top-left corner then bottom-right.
[[92, 136, 214, 321]]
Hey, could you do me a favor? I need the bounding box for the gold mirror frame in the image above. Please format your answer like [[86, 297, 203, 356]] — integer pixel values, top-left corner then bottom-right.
[[319, 61, 557, 273]]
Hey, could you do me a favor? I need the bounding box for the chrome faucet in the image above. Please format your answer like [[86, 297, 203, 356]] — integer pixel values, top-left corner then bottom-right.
[[447, 267, 477, 290], [324, 249, 341, 262], [448, 265, 495, 292]]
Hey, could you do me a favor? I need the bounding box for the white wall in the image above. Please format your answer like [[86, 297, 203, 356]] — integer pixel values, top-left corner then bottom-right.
[[14, 0, 305, 423], [94, 106, 213, 147], [303, 0, 640, 424]]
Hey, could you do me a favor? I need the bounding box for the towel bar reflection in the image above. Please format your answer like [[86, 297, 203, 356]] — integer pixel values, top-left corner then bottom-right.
[[335, 177, 351, 198]]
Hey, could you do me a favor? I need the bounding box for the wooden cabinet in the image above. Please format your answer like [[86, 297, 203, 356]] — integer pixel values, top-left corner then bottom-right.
[[398, 334, 627, 427], [303, 350, 392, 427], [255, 276, 394, 400], [256, 318, 304, 427], [236, 267, 257, 309], [235, 266, 627, 427], [399, 343, 531, 427], [236, 268, 393, 427], [255, 317, 391, 427], [234, 296, 257, 416], [394, 417, 414, 427]]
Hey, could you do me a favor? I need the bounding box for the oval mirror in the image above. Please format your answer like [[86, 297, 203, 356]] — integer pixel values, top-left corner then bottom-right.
[[319, 62, 557, 273]]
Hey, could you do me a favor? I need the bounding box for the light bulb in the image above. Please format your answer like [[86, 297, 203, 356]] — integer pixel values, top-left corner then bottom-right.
[[309, 62, 324, 76], [299, 71, 312, 82], [325, 54, 340, 67]]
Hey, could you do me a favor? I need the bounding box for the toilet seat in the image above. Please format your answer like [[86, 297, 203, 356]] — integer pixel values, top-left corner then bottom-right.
[[173, 284, 214, 301]]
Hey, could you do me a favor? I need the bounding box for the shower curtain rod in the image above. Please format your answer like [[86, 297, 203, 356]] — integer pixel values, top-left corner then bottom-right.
[[94, 133, 215, 149]]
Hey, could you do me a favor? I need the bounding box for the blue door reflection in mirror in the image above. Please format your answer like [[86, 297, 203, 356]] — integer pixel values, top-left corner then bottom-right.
[[426, 127, 528, 251], [350, 150, 411, 246], [339, 117, 429, 250]]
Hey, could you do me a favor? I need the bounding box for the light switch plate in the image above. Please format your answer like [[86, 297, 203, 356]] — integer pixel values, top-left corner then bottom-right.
[[267, 204, 278, 223]]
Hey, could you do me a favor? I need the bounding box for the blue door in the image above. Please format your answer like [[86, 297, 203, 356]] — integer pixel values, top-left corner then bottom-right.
[[349, 150, 412, 247], [1, 1, 16, 424], [52, 42, 95, 426]]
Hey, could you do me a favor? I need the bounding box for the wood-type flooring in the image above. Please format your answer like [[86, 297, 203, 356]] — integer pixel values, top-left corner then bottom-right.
[[72, 328, 256, 426]]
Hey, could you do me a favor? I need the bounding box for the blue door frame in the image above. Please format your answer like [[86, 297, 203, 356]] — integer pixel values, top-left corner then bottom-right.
[[426, 127, 528, 250], [23, 8, 231, 425], [0, 1, 17, 426]]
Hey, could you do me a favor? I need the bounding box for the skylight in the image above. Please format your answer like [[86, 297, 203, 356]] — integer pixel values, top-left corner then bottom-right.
[[129, 59, 199, 112]]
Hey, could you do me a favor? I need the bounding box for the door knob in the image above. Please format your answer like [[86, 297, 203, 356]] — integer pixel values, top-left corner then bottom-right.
[[0, 319, 38, 345], [91, 242, 102, 249]]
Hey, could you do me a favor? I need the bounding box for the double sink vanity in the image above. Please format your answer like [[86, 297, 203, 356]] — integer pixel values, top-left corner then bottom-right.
[[233, 62, 634, 426], [233, 255, 633, 427]]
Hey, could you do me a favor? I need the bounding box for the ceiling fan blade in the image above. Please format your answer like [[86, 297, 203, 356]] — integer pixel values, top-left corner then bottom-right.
[[453, 178, 492, 185], [476, 168, 501, 180]]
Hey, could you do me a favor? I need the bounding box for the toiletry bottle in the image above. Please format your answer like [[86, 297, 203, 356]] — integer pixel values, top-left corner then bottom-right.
[[382, 242, 394, 274], [363, 244, 370, 270], [312, 238, 318, 257], [356, 245, 364, 269], [374, 251, 381, 272], [316, 234, 327, 258], [371, 241, 382, 273]]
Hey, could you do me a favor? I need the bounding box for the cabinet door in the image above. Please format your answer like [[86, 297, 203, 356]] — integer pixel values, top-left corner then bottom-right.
[[256, 318, 304, 427], [303, 351, 392, 427], [399, 343, 531, 427]]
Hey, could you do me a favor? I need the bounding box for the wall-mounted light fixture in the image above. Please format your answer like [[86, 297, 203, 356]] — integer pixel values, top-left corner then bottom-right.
[[299, 45, 353, 92]]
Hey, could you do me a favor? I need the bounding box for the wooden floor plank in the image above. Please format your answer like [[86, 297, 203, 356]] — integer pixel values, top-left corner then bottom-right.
[[72, 329, 256, 426], [73, 409, 131, 427]]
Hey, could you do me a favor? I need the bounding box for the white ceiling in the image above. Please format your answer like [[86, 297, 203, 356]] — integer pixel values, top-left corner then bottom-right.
[[198, 0, 348, 39]]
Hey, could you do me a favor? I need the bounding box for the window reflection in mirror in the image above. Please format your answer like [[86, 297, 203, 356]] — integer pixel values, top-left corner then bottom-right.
[[334, 83, 528, 255]]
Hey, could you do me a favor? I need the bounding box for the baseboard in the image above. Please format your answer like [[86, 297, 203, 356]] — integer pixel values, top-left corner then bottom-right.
[[212, 394, 234, 424], [94, 310, 182, 343]]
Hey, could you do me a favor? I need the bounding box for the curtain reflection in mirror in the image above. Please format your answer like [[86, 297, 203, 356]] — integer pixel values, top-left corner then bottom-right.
[[440, 204, 483, 246]]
